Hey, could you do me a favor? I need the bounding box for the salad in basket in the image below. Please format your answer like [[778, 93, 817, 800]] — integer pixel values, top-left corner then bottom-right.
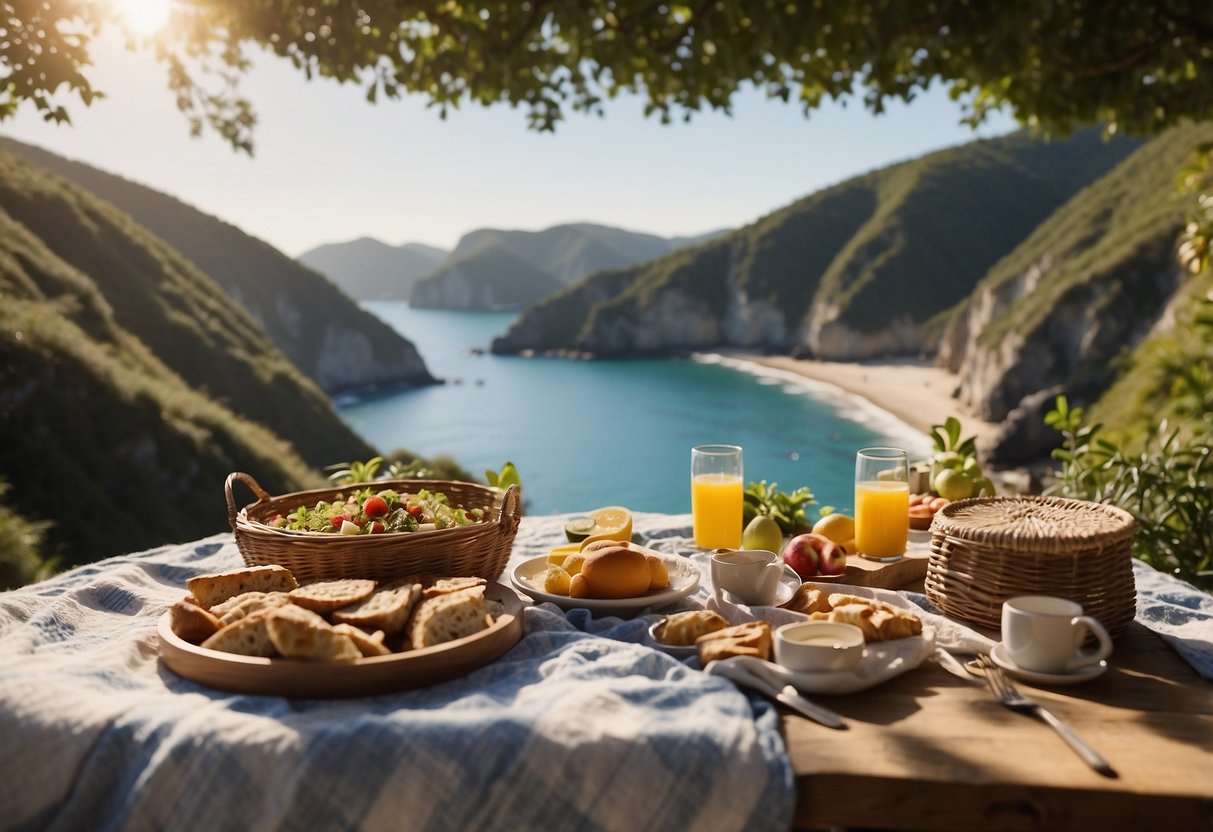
[[264, 487, 485, 536]]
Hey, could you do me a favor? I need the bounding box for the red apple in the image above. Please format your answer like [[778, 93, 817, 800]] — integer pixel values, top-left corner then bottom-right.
[[783, 533, 839, 578], [817, 540, 847, 576]]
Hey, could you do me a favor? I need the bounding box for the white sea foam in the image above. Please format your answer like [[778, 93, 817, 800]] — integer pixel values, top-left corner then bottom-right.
[[693, 352, 932, 457]]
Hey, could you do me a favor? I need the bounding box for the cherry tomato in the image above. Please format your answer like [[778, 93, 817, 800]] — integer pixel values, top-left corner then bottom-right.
[[368, 521, 385, 534], [408, 505, 424, 518], [363, 495, 390, 518], [329, 515, 345, 529]]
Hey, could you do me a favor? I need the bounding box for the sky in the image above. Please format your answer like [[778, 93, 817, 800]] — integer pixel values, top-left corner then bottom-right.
[[2, 22, 1019, 258]]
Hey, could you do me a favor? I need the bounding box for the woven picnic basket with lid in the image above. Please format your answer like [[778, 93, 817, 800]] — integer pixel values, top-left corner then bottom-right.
[[925, 495, 1137, 636], [224, 472, 522, 584]]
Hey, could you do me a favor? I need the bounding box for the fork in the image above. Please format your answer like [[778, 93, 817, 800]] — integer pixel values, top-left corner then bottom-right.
[[977, 655, 1118, 778]]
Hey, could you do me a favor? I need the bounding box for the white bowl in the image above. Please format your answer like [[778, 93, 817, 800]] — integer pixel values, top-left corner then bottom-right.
[[774, 621, 865, 672]]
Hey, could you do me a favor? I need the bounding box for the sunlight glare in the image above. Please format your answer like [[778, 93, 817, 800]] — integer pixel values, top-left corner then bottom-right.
[[120, 0, 173, 36]]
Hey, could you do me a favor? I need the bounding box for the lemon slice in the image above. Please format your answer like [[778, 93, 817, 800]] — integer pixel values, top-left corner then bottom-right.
[[587, 505, 633, 542], [546, 542, 582, 567]]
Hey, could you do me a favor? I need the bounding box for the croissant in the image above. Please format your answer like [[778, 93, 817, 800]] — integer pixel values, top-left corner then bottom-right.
[[784, 584, 833, 615], [658, 610, 728, 646], [696, 621, 772, 664], [810, 601, 922, 642]]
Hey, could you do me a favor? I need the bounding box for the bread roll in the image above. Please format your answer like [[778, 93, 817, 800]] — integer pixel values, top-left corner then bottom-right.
[[578, 544, 651, 599], [646, 555, 670, 592], [186, 565, 298, 610]]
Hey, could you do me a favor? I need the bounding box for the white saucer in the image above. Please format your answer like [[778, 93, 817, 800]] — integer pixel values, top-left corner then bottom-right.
[[989, 642, 1108, 686], [721, 564, 802, 607], [646, 620, 698, 658]]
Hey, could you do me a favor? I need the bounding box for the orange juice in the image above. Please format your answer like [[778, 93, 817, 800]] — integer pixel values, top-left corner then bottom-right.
[[855, 481, 909, 558], [692, 473, 743, 549]]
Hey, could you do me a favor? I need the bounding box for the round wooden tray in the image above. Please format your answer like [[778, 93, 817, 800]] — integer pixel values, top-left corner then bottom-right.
[[158, 583, 524, 698]]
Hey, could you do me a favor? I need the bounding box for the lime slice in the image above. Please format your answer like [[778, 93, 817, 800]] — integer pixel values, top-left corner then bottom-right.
[[564, 517, 596, 543]]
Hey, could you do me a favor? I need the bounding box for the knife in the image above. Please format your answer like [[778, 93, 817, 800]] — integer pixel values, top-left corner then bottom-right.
[[706, 658, 848, 729]]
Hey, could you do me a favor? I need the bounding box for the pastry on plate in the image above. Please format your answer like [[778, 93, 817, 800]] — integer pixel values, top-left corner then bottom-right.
[[656, 610, 729, 646], [696, 620, 773, 664]]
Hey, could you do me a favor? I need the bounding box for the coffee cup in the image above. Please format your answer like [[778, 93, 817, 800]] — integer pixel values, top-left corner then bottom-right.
[[710, 549, 784, 605], [1001, 595, 1113, 674]]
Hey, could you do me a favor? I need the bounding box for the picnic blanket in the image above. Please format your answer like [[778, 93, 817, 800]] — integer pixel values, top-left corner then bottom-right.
[[0, 515, 794, 832]]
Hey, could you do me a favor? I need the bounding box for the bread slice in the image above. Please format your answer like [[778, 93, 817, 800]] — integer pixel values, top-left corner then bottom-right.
[[332, 624, 392, 657], [169, 598, 222, 644], [218, 591, 291, 625], [657, 610, 729, 646], [409, 586, 490, 650], [187, 565, 298, 610], [288, 579, 377, 614], [265, 604, 361, 661], [422, 576, 487, 599], [210, 591, 266, 617], [331, 581, 421, 635], [200, 611, 277, 657]]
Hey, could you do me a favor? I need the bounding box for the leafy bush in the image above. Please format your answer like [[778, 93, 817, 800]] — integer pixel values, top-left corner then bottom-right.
[[1046, 396, 1212, 590], [0, 482, 55, 590]]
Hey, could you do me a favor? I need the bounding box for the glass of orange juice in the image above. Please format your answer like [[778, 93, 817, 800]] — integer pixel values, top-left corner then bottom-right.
[[691, 444, 743, 549], [855, 447, 909, 562]]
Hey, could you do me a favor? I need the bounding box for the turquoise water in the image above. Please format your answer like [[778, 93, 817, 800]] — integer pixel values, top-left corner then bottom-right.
[[337, 303, 927, 517]]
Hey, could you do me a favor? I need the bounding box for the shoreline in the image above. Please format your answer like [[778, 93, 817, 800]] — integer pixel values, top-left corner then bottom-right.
[[728, 354, 1002, 449]]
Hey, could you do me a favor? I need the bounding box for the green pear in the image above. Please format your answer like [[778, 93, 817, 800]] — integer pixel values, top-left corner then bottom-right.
[[742, 515, 784, 554]]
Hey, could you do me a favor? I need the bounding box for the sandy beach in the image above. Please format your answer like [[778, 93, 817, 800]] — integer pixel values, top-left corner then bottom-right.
[[735, 355, 1002, 447]]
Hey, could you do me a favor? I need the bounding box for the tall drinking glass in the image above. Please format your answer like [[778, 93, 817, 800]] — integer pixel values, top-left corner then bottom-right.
[[854, 447, 909, 561], [691, 445, 744, 549]]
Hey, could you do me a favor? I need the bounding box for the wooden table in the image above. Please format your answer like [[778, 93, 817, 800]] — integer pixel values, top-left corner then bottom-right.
[[785, 618, 1213, 830]]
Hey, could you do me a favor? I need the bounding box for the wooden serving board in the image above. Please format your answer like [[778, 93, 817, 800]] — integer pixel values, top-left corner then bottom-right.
[[158, 583, 523, 698], [815, 537, 931, 590]]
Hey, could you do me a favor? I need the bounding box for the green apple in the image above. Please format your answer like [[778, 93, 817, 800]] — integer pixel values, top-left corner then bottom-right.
[[934, 469, 974, 502]]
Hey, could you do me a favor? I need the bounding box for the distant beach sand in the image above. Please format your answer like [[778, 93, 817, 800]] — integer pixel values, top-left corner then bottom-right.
[[735, 355, 1001, 447]]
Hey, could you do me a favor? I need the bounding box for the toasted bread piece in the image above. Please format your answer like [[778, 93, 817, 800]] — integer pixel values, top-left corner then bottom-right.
[[200, 611, 277, 657], [422, 576, 488, 599], [210, 591, 266, 617], [288, 579, 376, 614], [187, 565, 298, 610], [695, 620, 772, 665], [265, 604, 361, 661], [332, 624, 392, 657], [218, 591, 291, 625], [169, 598, 222, 644], [331, 581, 421, 635], [784, 583, 833, 615], [409, 586, 490, 649]]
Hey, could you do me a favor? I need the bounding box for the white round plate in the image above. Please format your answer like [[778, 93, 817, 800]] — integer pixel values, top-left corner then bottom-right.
[[721, 564, 803, 607], [646, 620, 698, 658], [989, 642, 1108, 686], [510, 554, 700, 617]]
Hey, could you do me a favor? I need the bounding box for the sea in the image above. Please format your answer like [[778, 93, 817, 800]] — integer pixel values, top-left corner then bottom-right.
[[335, 302, 930, 518]]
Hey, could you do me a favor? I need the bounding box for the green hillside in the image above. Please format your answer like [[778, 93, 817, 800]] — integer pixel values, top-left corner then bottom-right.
[[0, 204, 323, 570], [411, 246, 566, 310], [494, 129, 1139, 357], [0, 137, 436, 395]]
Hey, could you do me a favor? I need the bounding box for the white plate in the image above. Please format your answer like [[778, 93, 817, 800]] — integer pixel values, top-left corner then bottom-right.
[[721, 564, 802, 607], [990, 642, 1108, 686], [510, 553, 701, 617]]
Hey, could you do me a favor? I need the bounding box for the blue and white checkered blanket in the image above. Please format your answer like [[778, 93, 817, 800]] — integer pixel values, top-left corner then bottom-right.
[[2, 513, 1209, 831], [0, 515, 793, 832]]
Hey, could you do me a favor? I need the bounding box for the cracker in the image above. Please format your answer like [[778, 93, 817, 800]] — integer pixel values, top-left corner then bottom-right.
[[288, 579, 377, 614]]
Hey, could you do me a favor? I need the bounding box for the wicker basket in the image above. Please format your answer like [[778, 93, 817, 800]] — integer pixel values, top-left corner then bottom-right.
[[224, 472, 521, 583], [925, 495, 1137, 637]]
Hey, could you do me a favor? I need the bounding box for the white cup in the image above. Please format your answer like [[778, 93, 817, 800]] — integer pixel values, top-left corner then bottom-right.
[[710, 549, 784, 605], [1001, 596, 1113, 674], [775, 621, 865, 672]]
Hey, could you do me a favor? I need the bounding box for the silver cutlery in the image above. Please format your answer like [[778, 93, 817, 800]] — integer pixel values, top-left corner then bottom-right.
[[977, 654, 1117, 778], [706, 657, 848, 730]]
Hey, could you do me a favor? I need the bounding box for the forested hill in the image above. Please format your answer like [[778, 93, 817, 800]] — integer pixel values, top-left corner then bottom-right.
[[298, 238, 448, 301], [0, 147, 375, 569], [491, 128, 1139, 358], [0, 137, 436, 395]]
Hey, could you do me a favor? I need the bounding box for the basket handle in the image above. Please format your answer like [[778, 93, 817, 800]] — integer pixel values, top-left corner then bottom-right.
[[225, 471, 272, 532], [498, 484, 521, 528]]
